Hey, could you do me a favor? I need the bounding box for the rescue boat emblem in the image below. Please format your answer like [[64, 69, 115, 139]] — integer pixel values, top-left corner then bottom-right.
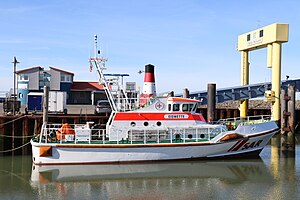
[[155, 101, 165, 110]]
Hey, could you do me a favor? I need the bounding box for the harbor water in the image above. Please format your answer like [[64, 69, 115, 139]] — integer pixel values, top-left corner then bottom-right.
[[0, 145, 300, 200]]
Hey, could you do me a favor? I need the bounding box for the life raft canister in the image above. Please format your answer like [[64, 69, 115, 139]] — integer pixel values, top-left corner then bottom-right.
[[56, 123, 75, 140]]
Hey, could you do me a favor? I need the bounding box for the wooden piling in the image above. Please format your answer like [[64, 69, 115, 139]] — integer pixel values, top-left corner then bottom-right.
[[12, 120, 15, 156], [43, 86, 49, 124], [207, 83, 216, 122], [0, 118, 3, 156], [182, 88, 190, 98], [22, 116, 29, 155], [287, 85, 295, 153], [281, 89, 288, 151]]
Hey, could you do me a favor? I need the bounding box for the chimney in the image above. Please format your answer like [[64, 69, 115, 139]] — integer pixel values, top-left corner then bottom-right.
[[142, 64, 156, 96]]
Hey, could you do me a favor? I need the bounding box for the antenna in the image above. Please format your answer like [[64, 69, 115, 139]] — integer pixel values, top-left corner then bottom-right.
[[94, 34, 98, 58]]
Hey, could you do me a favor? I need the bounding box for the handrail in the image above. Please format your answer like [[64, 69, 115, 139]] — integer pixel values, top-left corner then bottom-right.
[[215, 115, 271, 124], [37, 124, 225, 145]]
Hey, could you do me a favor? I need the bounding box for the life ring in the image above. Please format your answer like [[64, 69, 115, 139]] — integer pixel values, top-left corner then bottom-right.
[[56, 123, 75, 140]]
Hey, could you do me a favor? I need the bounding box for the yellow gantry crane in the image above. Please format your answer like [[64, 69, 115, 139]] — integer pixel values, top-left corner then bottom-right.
[[237, 23, 289, 121]]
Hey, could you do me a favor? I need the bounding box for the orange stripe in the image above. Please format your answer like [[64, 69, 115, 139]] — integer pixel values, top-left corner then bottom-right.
[[168, 97, 200, 103], [114, 112, 204, 121]]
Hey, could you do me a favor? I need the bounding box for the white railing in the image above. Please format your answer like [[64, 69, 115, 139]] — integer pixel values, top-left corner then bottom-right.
[[37, 123, 226, 145], [215, 115, 271, 130]]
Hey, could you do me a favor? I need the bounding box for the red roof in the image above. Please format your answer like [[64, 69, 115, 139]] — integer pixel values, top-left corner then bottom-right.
[[71, 82, 104, 91], [16, 66, 43, 74], [49, 66, 74, 75]]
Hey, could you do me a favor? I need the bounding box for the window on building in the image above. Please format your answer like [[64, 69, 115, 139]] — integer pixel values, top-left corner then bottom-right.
[[247, 34, 251, 41], [259, 30, 263, 37], [18, 74, 29, 81], [61, 74, 72, 82]]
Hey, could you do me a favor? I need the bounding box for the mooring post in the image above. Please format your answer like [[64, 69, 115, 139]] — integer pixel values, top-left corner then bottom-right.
[[43, 86, 49, 124], [281, 89, 288, 151], [0, 118, 4, 156], [207, 83, 216, 123], [182, 88, 189, 98], [287, 85, 295, 154], [22, 116, 29, 155]]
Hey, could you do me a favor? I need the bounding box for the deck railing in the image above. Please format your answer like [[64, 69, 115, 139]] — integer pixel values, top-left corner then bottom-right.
[[37, 123, 227, 145], [215, 115, 271, 130]]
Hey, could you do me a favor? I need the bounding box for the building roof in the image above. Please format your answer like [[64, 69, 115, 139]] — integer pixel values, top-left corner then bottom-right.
[[49, 66, 74, 75], [16, 66, 43, 74], [71, 82, 104, 91]]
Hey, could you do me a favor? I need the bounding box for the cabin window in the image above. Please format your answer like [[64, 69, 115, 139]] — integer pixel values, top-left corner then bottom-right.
[[168, 104, 171, 111], [182, 104, 194, 112], [173, 104, 180, 111]]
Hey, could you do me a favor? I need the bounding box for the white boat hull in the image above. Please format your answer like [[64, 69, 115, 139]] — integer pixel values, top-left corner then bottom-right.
[[31, 128, 277, 165]]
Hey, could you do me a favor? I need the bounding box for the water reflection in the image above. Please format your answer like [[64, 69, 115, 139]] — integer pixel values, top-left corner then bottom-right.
[[30, 160, 273, 199]]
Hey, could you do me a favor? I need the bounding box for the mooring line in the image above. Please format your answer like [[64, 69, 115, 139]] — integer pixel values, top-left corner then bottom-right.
[[0, 141, 31, 153], [0, 115, 26, 128], [0, 135, 34, 138]]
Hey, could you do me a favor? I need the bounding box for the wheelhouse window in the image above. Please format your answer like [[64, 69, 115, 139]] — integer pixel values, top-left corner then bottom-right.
[[173, 104, 180, 111], [182, 103, 194, 112]]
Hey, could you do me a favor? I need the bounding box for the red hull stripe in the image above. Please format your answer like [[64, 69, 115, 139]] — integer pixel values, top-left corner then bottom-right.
[[231, 139, 249, 151], [227, 140, 242, 152], [114, 112, 206, 122]]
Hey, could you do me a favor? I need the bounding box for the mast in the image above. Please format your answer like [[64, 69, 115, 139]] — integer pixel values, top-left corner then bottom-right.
[[89, 35, 117, 112]]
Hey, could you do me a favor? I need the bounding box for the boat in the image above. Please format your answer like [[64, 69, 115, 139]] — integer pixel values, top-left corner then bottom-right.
[[30, 36, 279, 165]]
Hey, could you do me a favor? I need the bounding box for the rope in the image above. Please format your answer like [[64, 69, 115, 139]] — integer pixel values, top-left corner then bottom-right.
[[0, 115, 26, 128], [0, 134, 34, 138], [0, 141, 31, 153]]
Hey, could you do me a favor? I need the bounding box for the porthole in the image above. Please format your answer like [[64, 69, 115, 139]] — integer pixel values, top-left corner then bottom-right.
[[188, 134, 193, 139], [130, 122, 136, 127], [200, 134, 205, 139], [144, 122, 149, 126], [175, 134, 181, 139], [156, 121, 162, 126]]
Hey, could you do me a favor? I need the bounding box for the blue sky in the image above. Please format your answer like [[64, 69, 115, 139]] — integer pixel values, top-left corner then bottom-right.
[[0, 0, 299, 94]]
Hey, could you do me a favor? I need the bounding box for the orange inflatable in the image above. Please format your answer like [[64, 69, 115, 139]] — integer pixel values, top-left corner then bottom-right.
[[56, 123, 75, 140]]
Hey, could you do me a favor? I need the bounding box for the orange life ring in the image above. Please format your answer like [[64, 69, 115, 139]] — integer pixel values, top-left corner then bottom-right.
[[56, 123, 75, 140]]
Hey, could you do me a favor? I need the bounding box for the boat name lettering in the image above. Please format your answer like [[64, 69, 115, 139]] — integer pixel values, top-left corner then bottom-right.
[[228, 139, 263, 152], [241, 140, 263, 150], [164, 114, 189, 119]]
